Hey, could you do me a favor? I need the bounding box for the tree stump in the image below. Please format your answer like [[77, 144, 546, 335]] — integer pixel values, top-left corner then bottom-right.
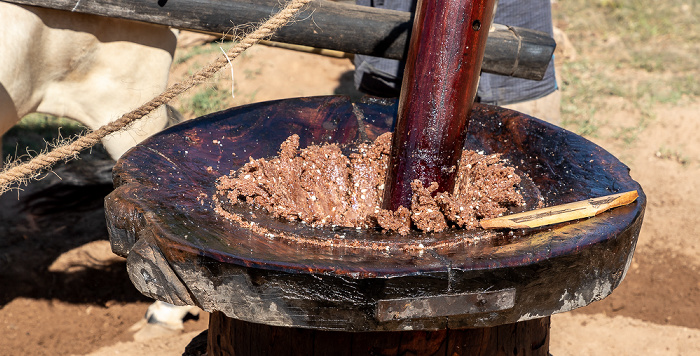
[[207, 311, 550, 355]]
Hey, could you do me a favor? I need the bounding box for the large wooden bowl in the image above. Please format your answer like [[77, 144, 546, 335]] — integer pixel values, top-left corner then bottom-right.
[[106, 96, 645, 331]]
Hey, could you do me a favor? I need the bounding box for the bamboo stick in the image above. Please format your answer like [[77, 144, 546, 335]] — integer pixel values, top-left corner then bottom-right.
[[260, 41, 353, 59], [480, 191, 639, 229]]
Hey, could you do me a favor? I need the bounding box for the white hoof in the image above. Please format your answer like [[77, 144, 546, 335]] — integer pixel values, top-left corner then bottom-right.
[[144, 301, 200, 330]]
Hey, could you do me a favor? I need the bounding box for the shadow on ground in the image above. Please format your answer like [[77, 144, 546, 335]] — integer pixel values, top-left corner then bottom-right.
[[0, 154, 150, 307]]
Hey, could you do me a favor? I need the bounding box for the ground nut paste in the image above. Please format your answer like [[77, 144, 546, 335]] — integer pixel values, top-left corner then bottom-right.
[[216, 133, 524, 235]]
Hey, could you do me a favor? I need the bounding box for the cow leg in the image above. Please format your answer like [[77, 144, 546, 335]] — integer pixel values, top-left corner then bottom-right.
[[0, 86, 19, 168]]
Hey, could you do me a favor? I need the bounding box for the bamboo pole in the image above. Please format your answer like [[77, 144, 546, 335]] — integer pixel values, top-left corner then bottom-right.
[[480, 191, 639, 229]]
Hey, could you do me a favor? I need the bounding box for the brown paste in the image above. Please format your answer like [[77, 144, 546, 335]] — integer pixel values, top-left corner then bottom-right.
[[216, 133, 524, 235]]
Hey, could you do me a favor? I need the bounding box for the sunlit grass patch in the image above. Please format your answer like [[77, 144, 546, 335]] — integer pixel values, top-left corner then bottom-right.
[[554, 0, 699, 144], [181, 86, 232, 118], [2, 114, 88, 159]]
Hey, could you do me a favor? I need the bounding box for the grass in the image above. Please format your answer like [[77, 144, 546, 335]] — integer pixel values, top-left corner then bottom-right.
[[553, 0, 700, 143], [655, 145, 691, 166], [173, 41, 229, 65], [2, 114, 89, 161], [171, 39, 246, 119], [558, 60, 619, 137], [181, 86, 232, 118]]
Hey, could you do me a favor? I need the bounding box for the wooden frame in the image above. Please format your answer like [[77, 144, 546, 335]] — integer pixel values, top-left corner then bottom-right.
[[2, 0, 555, 80]]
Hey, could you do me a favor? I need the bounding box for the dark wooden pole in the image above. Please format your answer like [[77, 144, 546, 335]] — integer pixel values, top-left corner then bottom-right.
[[3, 0, 555, 80], [207, 311, 550, 356], [383, 0, 497, 210]]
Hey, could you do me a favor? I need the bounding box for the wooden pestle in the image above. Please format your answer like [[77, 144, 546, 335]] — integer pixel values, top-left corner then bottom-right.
[[383, 0, 497, 211]]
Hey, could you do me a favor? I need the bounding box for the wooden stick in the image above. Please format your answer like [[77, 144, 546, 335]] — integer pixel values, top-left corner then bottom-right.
[[480, 191, 639, 229], [260, 41, 353, 59]]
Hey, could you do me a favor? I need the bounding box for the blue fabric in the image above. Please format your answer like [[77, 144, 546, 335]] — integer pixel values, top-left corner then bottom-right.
[[477, 0, 557, 104], [353, 0, 557, 104]]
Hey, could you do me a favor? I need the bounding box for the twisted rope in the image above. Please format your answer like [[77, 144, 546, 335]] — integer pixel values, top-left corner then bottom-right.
[[0, 0, 312, 194]]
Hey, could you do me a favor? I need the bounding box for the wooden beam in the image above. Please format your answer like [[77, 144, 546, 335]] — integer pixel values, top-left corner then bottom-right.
[[2, 0, 555, 80]]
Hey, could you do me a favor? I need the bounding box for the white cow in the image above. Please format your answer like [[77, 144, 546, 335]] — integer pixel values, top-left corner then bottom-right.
[[1, 3, 197, 333], [0, 3, 178, 159]]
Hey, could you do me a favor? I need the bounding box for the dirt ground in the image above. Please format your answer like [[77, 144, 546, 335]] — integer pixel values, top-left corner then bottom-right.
[[1, 16, 699, 356]]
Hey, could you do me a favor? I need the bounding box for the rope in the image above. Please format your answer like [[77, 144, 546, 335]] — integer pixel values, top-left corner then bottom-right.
[[0, 0, 312, 195]]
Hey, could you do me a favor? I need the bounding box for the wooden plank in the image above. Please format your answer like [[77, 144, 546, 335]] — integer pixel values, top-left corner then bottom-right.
[[376, 289, 516, 322], [2, 0, 554, 80]]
